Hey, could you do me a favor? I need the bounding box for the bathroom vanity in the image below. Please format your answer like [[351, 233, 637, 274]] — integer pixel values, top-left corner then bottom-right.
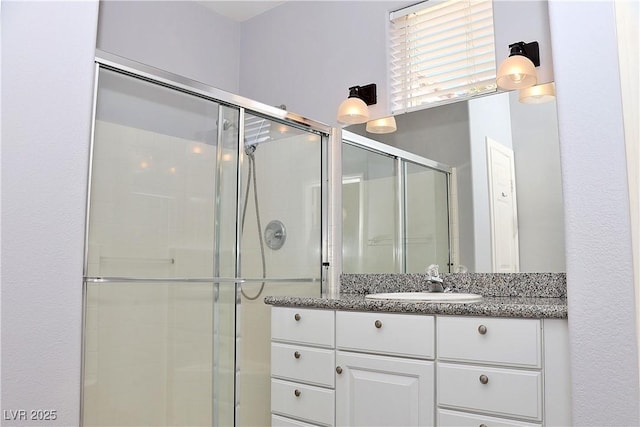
[[266, 273, 570, 427]]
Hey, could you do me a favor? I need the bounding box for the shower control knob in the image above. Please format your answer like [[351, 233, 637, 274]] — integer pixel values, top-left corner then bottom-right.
[[478, 325, 487, 335], [374, 320, 383, 329], [336, 366, 343, 374], [294, 313, 301, 321], [479, 374, 489, 384], [294, 389, 301, 397], [294, 351, 301, 359]]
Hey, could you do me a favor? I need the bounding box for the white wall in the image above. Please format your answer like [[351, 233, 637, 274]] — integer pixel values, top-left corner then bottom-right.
[[1, 1, 99, 425], [493, 0, 554, 85], [509, 91, 565, 272], [548, 1, 640, 424], [97, 0, 241, 92], [467, 93, 514, 273]]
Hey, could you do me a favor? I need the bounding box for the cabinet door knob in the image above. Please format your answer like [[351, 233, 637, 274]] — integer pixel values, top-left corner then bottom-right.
[[479, 424, 488, 427], [336, 366, 343, 374], [294, 389, 301, 397], [294, 313, 301, 321], [478, 325, 487, 335], [479, 374, 489, 384], [374, 320, 383, 329], [294, 351, 301, 359]]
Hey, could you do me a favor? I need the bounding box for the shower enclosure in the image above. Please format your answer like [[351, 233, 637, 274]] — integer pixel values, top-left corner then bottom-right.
[[341, 131, 453, 274], [81, 53, 330, 426]]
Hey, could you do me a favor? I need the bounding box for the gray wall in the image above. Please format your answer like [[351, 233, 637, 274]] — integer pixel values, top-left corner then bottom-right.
[[1, 1, 99, 425], [239, 1, 410, 125], [97, 0, 241, 92], [549, 1, 639, 424]]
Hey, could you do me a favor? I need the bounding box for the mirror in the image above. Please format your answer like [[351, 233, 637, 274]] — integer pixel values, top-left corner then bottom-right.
[[347, 90, 565, 273]]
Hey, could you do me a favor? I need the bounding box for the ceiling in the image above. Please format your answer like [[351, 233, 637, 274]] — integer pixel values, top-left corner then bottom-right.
[[198, 1, 285, 22]]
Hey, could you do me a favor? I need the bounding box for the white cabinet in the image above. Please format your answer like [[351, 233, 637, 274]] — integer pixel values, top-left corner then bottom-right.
[[335, 312, 436, 426], [336, 351, 434, 427], [271, 307, 336, 426], [435, 316, 570, 426], [270, 307, 571, 427]]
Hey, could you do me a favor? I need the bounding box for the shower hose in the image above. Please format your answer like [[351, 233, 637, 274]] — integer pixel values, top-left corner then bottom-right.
[[240, 147, 266, 301]]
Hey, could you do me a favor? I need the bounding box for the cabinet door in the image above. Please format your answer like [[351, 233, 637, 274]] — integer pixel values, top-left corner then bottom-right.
[[336, 351, 434, 427]]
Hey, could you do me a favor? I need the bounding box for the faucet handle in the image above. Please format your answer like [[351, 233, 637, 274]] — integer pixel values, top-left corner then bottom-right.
[[426, 264, 440, 279]]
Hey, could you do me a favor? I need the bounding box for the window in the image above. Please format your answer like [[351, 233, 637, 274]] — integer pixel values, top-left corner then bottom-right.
[[389, 0, 497, 114]]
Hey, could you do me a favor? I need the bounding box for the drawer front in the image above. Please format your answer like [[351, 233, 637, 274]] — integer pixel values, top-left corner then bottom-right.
[[437, 316, 541, 367], [437, 408, 541, 427], [271, 379, 335, 426], [272, 307, 335, 348], [336, 311, 434, 359], [272, 343, 335, 387], [272, 414, 322, 427], [437, 363, 542, 421]]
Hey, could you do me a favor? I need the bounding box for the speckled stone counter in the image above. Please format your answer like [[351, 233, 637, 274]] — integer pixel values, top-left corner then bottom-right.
[[264, 273, 567, 319]]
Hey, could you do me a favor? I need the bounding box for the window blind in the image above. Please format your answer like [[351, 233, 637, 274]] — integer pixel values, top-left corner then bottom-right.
[[390, 0, 497, 114]]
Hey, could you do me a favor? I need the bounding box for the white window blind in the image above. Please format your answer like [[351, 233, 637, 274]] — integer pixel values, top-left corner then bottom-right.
[[390, 0, 497, 114]]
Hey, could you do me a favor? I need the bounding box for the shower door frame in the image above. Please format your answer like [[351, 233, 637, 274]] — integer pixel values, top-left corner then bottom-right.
[[340, 130, 455, 274], [81, 50, 334, 426]]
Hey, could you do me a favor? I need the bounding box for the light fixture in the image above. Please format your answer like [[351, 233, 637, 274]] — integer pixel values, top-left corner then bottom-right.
[[519, 82, 556, 104], [496, 41, 540, 90], [366, 116, 397, 134], [337, 84, 377, 124]]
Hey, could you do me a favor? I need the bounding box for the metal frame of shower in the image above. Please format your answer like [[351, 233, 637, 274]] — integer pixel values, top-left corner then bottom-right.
[[341, 130, 454, 274], [81, 50, 335, 426]]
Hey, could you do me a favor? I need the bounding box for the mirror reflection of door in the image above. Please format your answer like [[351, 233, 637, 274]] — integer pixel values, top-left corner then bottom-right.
[[487, 137, 520, 272]]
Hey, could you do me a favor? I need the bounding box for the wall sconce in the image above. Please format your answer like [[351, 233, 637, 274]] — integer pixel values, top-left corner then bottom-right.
[[337, 84, 377, 124], [496, 41, 540, 90], [519, 82, 556, 104], [366, 116, 397, 134]]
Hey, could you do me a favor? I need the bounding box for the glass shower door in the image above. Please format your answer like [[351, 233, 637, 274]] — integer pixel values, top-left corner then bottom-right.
[[83, 67, 237, 426], [236, 113, 323, 426]]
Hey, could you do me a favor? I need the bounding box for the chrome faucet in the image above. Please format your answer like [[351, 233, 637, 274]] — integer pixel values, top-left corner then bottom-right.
[[426, 264, 445, 292]]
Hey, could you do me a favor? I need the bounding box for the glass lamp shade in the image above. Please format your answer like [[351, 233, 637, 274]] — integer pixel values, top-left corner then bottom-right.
[[519, 82, 556, 104], [366, 116, 397, 134], [496, 55, 537, 90], [337, 97, 369, 124]]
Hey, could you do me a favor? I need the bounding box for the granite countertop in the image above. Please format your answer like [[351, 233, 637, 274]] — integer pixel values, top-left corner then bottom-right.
[[264, 273, 568, 319]]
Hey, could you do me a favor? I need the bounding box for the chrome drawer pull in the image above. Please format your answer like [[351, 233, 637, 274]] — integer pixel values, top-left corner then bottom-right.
[[479, 374, 489, 384], [336, 366, 343, 374], [294, 389, 301, 397], [374, 320, 383, 329], [294, 351, 301, 359], [478, 324, 487, 335], [294, 313, 301, 321]]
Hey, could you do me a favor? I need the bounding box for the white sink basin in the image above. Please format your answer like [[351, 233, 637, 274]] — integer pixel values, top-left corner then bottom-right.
[[365, 292, 483, 303]]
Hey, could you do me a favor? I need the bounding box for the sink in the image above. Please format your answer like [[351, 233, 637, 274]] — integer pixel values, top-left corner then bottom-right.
[[365, 292, 483, 303]]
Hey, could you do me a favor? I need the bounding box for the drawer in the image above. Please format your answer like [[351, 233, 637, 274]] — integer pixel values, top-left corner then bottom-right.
[[437, 363, 542, 421], [437, 316, 541, 367], [271, 342, 335, 387], [272, 307, 335, 348], [437, 408, 541, 427], [271, 379, 335, 426], [272, 414, 322, 427], [336, 311, 434, 359]]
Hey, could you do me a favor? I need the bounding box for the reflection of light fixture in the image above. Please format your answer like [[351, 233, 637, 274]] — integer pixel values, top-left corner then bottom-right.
[[519, 82, 556, 104], [337, 84, 377, 124], [366, 116, 397, 134], [496, 41, 540, 90], [192, 145, 203, 154]]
